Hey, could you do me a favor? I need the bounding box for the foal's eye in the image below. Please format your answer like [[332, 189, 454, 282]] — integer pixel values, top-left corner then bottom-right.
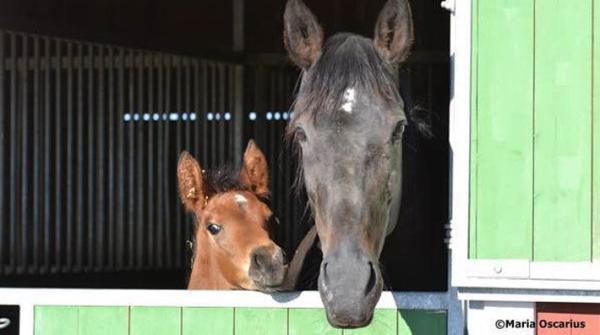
[[391, 121, 405, 144], [206, 223, 222, 235], [294, 127, 307, 142]]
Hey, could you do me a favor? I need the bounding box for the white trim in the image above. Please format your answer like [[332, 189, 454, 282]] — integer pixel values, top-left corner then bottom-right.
[[530, 262, 600, 281], [448, 0, 471, 286], [0, 289, 448, 310], [19, 303, 33, 335], [456, 278, 600, 291], [467, 260, 530, 279], [456, 260, 600, 289], [459, 288, 600, 303]]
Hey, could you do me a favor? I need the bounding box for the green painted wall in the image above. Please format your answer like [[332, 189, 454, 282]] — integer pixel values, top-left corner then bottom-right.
[[34, 306, 447, 335], [470, 0, 600, 261]]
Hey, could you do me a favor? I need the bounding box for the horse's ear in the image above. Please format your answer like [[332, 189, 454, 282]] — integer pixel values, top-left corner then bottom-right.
[[373, 0, 414, 65], [283, 0, 323, 69], [177, 151, 206, 212], [239, 140, 270, 198]]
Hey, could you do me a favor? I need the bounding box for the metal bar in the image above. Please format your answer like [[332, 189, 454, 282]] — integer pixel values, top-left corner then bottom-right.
[[20, 34, 29, 274], [228, 66, 234, 161], [107, 46, 115, 270], [184, 58, 192, 248], [185, 58, 191, 151], [233, 64, 244, 169], [127, 49, 135, 269], [31, 35, 40, 273], [96, 45, 105, 270], [136, 51, 144, 268], [87, 43, 95, 271], [210, 63, 217, 165], [232, 0, 245, 52], [147, 53, 155, 268], [156, 53, 164, 268], [283, 70, 292, 250], [0, 31, 4, 274], [116, 48, 125, 270], [75, 42, 84, 272], [65, 41, 73, 271], [253, 66, 265, 151], [218, 64, 225, 164], [164, 55, 172, 267], [193, 59, 200, 158], [8, 32, 17, 274], [201, 61, 208, 165], [42, 37, 50, 273], [53, 38, 62, 273], [175, 56, 182, 267]]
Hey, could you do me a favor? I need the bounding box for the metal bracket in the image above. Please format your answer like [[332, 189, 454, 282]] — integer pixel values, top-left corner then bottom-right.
[[441, 0, 455, 13], [0, 318, 10, 329]]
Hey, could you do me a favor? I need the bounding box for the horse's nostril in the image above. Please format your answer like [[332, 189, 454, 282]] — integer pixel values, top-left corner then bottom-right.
[[322, 262, 329, 281], [365, 262, 376, 295]]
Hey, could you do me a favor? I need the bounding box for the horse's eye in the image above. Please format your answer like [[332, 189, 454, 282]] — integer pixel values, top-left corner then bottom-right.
[[391, 121, 405, 143], [295, 127, 307, 142], [206, 223, 222, 235]]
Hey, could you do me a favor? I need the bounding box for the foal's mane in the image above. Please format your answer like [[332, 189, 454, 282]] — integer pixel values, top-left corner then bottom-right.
[[203, 165, 244, 195]]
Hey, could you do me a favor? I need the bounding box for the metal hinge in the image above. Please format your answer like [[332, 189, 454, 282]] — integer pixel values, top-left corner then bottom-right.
[[440, 0, 455, 13]]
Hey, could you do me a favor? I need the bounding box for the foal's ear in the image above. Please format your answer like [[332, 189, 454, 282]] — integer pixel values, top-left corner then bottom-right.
[[283, 0, 323, 69], [177, 151, 206, 212], [373, 0, 414, 65], [239, 140, 270, 198]]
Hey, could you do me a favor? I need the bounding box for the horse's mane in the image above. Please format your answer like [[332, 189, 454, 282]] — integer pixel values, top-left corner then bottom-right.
[[288, 33, 401, 127]]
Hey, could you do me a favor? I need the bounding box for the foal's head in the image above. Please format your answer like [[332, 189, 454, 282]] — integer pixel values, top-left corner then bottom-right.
[[284, 0, 413, 327], [177, 141, 286, 291]]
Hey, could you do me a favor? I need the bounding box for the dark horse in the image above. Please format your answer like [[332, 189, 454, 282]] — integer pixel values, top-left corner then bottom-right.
[[284, 0, 413, 327]]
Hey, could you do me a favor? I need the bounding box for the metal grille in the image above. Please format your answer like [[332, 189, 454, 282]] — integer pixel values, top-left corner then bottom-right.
[[0, 30, 242, 275], [0, 28, 448, 286]]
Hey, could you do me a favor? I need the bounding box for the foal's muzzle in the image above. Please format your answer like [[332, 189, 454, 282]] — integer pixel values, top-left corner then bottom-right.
[[248, 244, 287, 290]]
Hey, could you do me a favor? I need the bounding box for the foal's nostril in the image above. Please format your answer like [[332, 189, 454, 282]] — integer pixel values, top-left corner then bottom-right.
[[365, 262, 376, 295]]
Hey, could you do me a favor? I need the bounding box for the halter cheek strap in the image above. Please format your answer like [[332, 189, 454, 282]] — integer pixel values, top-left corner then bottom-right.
[[279, 224, 318, 291]]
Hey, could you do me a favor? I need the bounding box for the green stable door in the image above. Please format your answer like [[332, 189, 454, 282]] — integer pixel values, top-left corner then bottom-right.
[[470, 0, 600, 263], [34, 306, 447, 335]]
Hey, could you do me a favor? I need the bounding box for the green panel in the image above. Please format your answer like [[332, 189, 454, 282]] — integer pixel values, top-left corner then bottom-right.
[[472, 0, 534, 258], [78, 307, 128, 335], [468, 0, 479, 258], [398, 310, 447, 335], [343, 309, 396, 335], [35, 306, 78, 335], [594, 0, 600, 261], [533, 0, 593, 261], [182, 307, 234, 335], [288, 308, 341, 335], [234, 308, 287, 335], [130, 307, 181, 335]]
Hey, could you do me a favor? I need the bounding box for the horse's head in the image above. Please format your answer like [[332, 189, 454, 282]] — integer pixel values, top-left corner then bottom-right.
[[284, 0, 413, 327], [177, 141, 286, 291]]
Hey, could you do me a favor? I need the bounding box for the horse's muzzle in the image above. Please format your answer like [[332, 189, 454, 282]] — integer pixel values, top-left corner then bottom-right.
[[318, 250, 383, 328]]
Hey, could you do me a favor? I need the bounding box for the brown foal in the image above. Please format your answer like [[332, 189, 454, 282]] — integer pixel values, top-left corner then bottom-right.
[[177, 140, 287, 291]]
